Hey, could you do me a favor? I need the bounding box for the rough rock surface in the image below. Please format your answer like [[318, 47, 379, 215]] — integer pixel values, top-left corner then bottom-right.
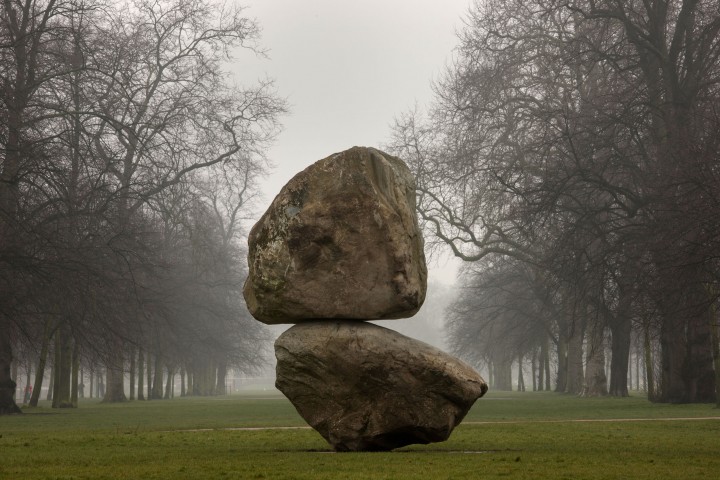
[[275, 320, 488, 452], [243, 146, 427, 324]]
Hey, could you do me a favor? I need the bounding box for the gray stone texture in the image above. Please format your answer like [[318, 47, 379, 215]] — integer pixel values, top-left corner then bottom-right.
[[275, 320, 488, 452], [243, 146, 427, 324]]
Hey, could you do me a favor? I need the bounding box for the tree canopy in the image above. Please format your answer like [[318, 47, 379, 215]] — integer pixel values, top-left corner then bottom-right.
[[1, 0, 286, 413], [389, 0, 720, 402]]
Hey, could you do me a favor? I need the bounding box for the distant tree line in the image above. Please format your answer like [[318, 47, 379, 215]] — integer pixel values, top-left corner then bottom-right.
[[389, 0, 720, 403], [1, 0, 286, 414]]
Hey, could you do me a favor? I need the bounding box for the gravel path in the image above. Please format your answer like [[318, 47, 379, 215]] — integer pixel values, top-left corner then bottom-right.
[[169, 416, 720, 433], [463, 416, 720, 425]]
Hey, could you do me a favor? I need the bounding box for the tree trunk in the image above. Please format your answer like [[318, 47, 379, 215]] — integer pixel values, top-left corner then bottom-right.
[[537, 346, 544, 391], [12, 360, 19, 403], [152, 354, 163, 399], [582, 318, 607, 396], [493, 358, 513, 391], [103, 341, 126, 403], [29, 358, 46, 407], [0, 323, 21, 414], [711, 308, 720, 408], [104, 365, 126, 403], [137, 348, 145, 401], [97, 370, 105, 398], [180, 367, 186, 397], [71, 343, 79, 408], [517, 355, 525, 392], [52, 336, 61, 404], [684, 307, 716, 403], [192, 359, 221, 396], [566, 318, 586, 395], [164, 365, 174, 399], [626, 347, 631, 391], [29, 322, 52, 407], [88, 366, 94, 399], [544, 340, 551, 390], [609, 262, 636, 397], [608, 316, 631, 397], [47, 359, 55, 401], [52, 325, 73, 408], [23, 362, 32, 404], [644, 323, 656, 400], [216, 362, 227, 396], [146, 353, 153, 400], [79, 366, 85, 399], [129, 346, 136, 401], [555, 334, 568, 393], [635, 340, 641, 391], [659, 311, 687, 403]]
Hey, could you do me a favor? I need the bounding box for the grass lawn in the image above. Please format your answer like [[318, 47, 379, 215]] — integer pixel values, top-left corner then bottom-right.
[[1, 390, 719, 479]]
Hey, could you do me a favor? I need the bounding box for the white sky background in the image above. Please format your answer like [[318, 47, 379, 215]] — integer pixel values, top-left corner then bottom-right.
[[233, 0, 472, 285]]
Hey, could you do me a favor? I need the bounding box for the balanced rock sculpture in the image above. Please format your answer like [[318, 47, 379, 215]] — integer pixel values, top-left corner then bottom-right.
[[275, 320, 488, 451], [243, 146, 427, 324], [244, 146, 487, 451]]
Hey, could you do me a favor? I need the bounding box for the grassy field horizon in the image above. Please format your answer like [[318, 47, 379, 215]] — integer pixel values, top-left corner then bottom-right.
[[2, 390, 719, 479]]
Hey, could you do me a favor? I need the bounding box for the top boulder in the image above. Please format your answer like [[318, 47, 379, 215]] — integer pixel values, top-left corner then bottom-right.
[[244, 147, 427, 324]]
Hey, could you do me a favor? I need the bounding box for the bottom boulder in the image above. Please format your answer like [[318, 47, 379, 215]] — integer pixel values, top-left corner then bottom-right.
[[274, 320, 488, 451]]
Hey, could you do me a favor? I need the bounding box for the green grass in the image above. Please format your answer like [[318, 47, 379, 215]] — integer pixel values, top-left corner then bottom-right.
[[1, 390, 719, 479]]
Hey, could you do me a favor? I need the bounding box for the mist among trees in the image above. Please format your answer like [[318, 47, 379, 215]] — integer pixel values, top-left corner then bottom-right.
[[388, 0, 720, 403], [1, 0, 286, 413], [3, 0, 720, 416]]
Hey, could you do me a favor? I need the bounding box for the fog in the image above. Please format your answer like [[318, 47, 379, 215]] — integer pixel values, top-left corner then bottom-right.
[[372, 281, 456, 351], [231, 0, 471, 381], [247, 280, 457, 390], [234, 0, 469, 196]]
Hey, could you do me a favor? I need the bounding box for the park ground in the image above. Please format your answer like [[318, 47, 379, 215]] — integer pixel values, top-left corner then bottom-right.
[[1, 390, 719, 479]]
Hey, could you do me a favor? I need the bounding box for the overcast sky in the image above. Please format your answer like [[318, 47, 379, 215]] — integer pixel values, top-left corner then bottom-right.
[[234, 0, 472, 284]]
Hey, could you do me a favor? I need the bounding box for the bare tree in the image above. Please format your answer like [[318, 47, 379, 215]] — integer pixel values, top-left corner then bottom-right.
[[1, 0, 286, 413], [446, 258, 551, 391], [557, 0, 720, 403], [79, 0, 284, 402], [389, 0, 720, 401], [0, 0, 99, 414]]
